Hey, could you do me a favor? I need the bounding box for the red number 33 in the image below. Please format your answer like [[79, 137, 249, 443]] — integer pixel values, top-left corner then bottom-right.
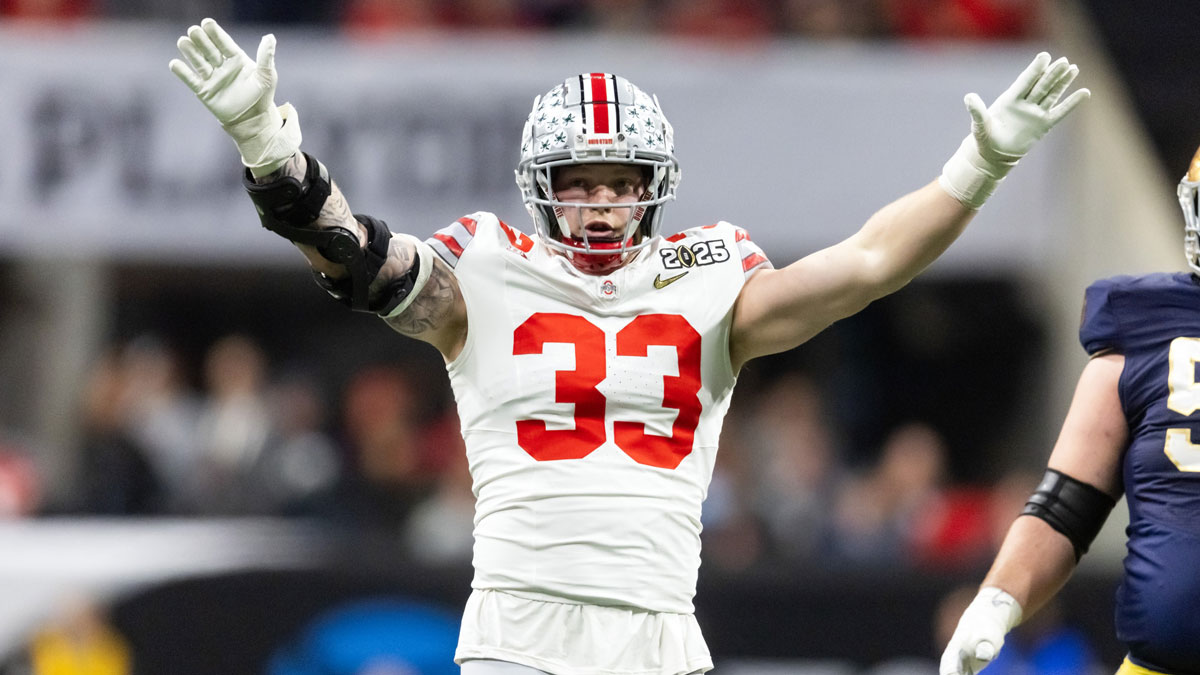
[[512, 312, 702, 470]]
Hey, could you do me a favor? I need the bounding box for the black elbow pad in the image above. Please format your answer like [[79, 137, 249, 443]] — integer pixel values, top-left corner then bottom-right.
[[244, 151, 332, 236]]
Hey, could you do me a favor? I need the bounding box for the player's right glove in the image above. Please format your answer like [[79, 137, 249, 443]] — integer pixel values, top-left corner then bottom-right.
[[939, 52, 1090, 209], [169, 18, 300, 177], [939, 586, 1023, 675]]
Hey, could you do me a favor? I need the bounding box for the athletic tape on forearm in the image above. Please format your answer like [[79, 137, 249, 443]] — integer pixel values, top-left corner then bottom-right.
[[938, 135, 1017, 210], [224, 103, 303, 177], [381, 234, 436, 319]]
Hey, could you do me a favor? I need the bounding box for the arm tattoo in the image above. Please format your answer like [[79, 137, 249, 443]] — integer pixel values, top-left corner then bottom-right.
[[383, 256, 461, 338], [255, 152, 363, 243], [317, 183, 356, 235], [256, 153, 305, 183]]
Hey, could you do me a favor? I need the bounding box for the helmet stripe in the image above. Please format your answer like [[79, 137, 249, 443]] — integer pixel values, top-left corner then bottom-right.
[[588, 72, 610, 134]]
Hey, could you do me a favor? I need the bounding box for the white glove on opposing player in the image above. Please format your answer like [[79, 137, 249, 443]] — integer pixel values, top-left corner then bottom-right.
[[169, 17, 301, 176], [939, 586, 1024, 675], [940, 52, 1090, 209]]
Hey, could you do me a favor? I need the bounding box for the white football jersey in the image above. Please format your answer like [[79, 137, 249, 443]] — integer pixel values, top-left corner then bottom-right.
[[427, 212, 771, 614]]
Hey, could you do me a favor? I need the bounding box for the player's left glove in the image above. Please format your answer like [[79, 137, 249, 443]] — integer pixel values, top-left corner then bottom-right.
[[939, 586, 1023, 675], [168, 17, 300, 177], [940, 52, 1090, 209]]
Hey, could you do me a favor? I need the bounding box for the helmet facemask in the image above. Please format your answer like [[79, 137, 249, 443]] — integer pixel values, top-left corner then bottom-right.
[[535, 161, 668, 274], [1177, 144, 1200, 276], [516, 73, 681, 274]]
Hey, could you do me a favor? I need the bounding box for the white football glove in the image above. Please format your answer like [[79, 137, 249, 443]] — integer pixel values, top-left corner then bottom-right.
[[939, 586, 1024, 675], [940, 52, 1090, 209], [169, 17, 301, 176]]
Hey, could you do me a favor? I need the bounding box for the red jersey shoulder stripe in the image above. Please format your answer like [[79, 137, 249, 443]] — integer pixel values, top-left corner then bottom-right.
[[426, 215, 480, 269], [432, 232, 464, 260], [741, 252, 769, 274], [733, 225, 772, 278]]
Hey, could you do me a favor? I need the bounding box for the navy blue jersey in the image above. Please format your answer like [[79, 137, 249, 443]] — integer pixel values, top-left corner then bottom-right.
[[1079, 272, 1200, 674]]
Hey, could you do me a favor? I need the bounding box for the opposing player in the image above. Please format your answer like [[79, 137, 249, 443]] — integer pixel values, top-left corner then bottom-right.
[[170, 19, 1088, 675], [939, 145, 1200, 675]]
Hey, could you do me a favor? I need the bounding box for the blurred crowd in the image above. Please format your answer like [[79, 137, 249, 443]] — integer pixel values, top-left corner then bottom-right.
[[0, 331, 1042, 578], [703, 372, 1037, 575], [60, 334, 474, 558], [0, 0, 1046, 41]]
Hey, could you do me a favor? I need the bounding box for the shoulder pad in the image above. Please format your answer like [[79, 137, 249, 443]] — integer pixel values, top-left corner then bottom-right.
[[1079, 273, 1200, 355], [1079, 277, 1124, 355]]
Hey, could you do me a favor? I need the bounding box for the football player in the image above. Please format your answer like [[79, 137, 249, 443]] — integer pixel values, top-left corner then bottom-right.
[[939, 145, 1200, 675], [170, 19, 1088, 675]]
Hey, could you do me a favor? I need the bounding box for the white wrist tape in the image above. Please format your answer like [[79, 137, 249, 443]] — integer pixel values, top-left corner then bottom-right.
[[224, 102, 303, 177], [938, 135, 1018, 210], [973, 586, 1023, 631], [382, 234, 437, 319]]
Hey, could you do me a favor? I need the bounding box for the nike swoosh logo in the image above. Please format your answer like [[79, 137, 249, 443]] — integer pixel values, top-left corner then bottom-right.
[[653, 271, 689, 289]]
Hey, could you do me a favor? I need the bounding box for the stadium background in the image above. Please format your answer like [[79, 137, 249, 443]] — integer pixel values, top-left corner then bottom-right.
[[0, 0, 1194, 673]]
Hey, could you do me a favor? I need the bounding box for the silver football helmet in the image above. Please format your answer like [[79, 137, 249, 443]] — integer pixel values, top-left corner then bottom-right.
[[515, 73, 681, 273], [1177, 144, 1200, 276]]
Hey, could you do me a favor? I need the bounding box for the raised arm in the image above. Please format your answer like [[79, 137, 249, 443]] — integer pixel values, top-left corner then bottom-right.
[[169, 18, 466, 358], [729, 52, 1089, 370]]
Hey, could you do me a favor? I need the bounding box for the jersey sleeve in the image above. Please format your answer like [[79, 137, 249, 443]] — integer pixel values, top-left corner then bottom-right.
[[426, 215, 481, 269], [1079, 277, 1124, 355], [731, 225, 772, 279]]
